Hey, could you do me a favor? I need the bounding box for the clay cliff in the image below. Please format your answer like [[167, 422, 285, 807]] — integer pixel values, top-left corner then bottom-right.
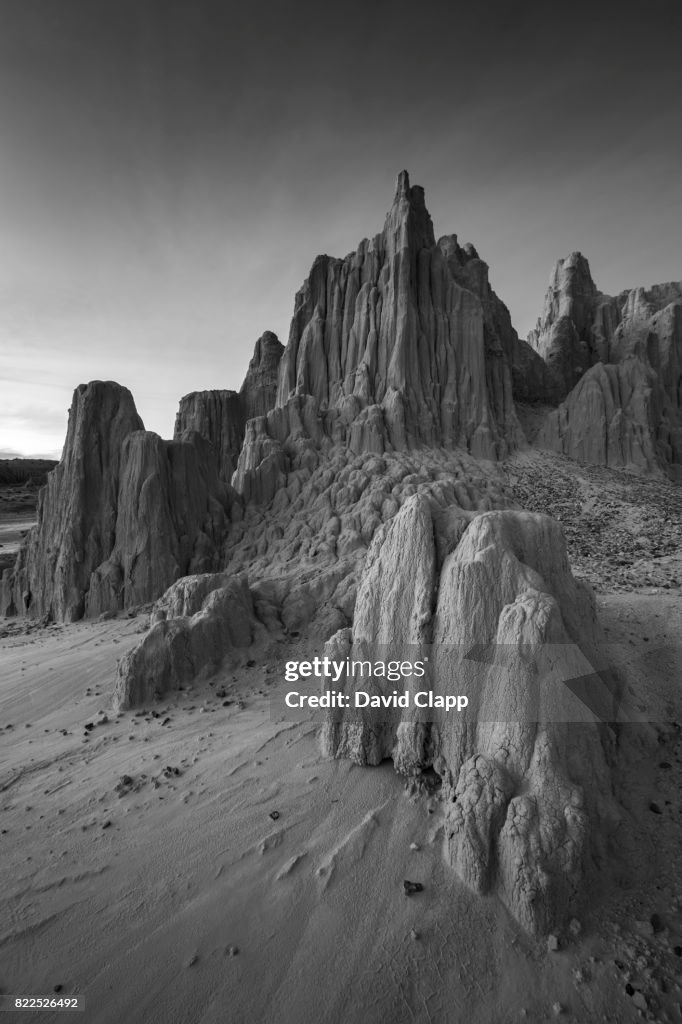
[[233, 171, 543, 505], [173, 331, 284, 480], [0, 382, 235, 621], [530, 256, 682, 477], [174, 390, 244, 481]]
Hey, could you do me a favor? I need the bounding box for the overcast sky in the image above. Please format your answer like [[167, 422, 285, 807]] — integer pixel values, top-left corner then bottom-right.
[[1, 0, 680, 457]]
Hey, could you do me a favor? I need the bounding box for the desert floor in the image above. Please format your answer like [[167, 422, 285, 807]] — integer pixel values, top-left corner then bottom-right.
[[1, 587, 682, 1024]]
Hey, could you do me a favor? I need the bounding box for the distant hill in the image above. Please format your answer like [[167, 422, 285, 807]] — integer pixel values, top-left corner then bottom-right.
[[0, 459, 58, 488]]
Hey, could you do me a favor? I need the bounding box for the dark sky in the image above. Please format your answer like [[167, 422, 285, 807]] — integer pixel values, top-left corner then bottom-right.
[[1, 0, 680, 455]]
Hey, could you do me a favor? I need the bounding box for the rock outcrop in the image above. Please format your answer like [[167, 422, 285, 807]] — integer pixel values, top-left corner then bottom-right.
[[234, 172, 534, 505], [174, 390, 244, 481], [438, 236, 551, 405], [1, 382, 235, 621], [240, 330, 284, 420], [322, 499, 620, 934], [174, 332, 284, 481], [528, 252, 608, 399], [531, 260, 682, 476], [536, 358, 666, 473], [113, 572, 258, 709]]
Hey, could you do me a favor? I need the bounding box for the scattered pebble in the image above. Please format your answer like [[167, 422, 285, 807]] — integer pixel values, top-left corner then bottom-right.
[[403, 880, 423, 896]]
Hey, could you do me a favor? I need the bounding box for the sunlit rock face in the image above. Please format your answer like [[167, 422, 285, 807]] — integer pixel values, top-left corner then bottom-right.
[[322, 497, 619, 935], [234, 172, 536, 505]]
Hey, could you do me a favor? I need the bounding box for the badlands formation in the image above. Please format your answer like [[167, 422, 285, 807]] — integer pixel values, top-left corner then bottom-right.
[[2, 173, 681, 1023]]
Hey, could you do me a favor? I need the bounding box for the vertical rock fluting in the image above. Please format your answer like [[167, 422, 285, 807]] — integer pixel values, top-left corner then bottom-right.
[[1, 382, 234, 621], [321, 493, 437, 765], [173, 332, 284, 481], [322, 499, 619, 934], [174, 390, 244, 480], [527, 252, 610, 399], [531, 260, 682, 476], [438, 236, 551, 407], [234, 172, 529, 505], [240, 330, 284, 420], [86, 428, 234, 616], [0, 382, 143, 620]]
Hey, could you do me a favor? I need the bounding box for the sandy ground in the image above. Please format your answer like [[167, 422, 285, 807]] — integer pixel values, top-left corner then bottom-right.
[[1, 593, 681, 1024]]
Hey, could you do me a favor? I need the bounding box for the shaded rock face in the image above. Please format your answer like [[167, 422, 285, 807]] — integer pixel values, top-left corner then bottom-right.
[[113, 573, 257, 710], [438, 236, 551, 405], [536, 358, 677, 474], [1, 382, 143, 621], [174, 390, 244, 480], [1, 382, 234, 622], [531, 263, 682, 476], [528, 252, 604, 400], [322, 499, 619, 934], [234, 172, 530, 505], [240, 330, 284, 420], [174, 332, 284, 481]]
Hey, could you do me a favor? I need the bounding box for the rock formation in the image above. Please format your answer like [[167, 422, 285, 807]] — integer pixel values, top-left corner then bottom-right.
[[438, 235, 551, 405], [536, 358, 664, 473], [113, 572, 258, 709], [528, 252, 608, 399], [118, 447, 513, 707], [0, 382, 235, 621], [7, 170, 674, 937], [240, 330, 284, 420], [174, 390, 244, 481], [322, 498, 620, 934], [234, 171, 542, 505], [530, 256, 682, 477], [174, 331, 284, 480]]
